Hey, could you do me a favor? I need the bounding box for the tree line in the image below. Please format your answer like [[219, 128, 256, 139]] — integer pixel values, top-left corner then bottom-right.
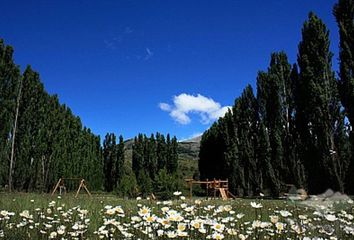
[[0, 42, 103, 191], [0, 40, 180, 196], [132, 133, 181, 198], [199, 0, 354, 196]]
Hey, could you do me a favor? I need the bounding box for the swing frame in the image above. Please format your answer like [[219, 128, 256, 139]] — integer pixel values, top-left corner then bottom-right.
[[51, 178, 92, 198]]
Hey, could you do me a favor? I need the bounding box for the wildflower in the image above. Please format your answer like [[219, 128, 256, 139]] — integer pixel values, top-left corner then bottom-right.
[[252, 220, 262, 229], [177, 223, 186, 232], [178, 231, 188, 237], [19, 210, 32, 219], [159, 218, 171, 228], [105, 208, 115, 215], [161, 207, 169, 213], [57, 225, 66, 235], [131, 216, 141, 222], [227, 228, 238, 235], [279, 210, 292, 217], [166, 230, 177, 238], [275, 222, 285, 233], [145, 214, 156, 223], [236, 213, 245, 219], [173, 191, 182, 196], [157, 229, 164, 236], [250, 202, 262, 208], [191, 219, 202, 229], [114, 206, 124, 215], [212, 232, 225, 239], [79, 209, 88, 215], [238, 233, 248, 240], [138, 206, 151, 217], [212, 222, 225, 232], [49, 231, 57, 239], [325, 214, 337, 222], [270, 215, 279, 224]]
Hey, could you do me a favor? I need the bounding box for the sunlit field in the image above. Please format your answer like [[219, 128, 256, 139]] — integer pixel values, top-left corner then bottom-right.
[[1, 192, 354, 239]]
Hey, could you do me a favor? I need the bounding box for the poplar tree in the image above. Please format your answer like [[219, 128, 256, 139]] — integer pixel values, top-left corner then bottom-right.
[[103, 133, 117, 192], [0, 40, 21, 189], [116, 135, 125, 187], [296, 13, 343, 193], [233, 85, 258, 196], [334, 0, 354, 193]]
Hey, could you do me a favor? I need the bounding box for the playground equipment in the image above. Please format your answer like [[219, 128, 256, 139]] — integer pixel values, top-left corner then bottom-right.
[[51, 178, 91, 198], [185, 178, 236, 200]]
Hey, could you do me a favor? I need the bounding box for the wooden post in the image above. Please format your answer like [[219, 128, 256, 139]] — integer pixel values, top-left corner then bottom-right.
[[213, 179, 216, 199], [82, 180, 92, 197], [75, 179, 84, 198], [75, 179, 91, 198], [51, 178, 62, 196], [189, 181, 193, 198], [206, 178, 209, 199]]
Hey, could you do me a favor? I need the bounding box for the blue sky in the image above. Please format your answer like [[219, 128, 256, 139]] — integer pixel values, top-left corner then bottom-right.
[[0, 0, 339, 141]]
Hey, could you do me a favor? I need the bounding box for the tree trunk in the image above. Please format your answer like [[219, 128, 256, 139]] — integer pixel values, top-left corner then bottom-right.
[[8, 77, 22, 192]]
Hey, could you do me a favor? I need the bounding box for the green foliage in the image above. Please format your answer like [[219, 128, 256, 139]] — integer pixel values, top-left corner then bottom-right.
[[137, 170, 153, 197], [334, 0, 354, 193], [296, 12, 345, 193], [132, 132, 179, 196], [117, 167, 138, 198], [154, 168, 178, 200], [0, 40, 21, 187], [0, 39, 103, 192], [103, 133, 125, 192], [199, 7, 354, 196]]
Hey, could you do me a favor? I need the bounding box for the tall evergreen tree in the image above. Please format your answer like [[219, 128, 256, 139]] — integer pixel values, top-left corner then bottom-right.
[[167, 136, 178, 174], [334, 0, 354, 193], [295, 13, 343, 193], [156, 133, 167, 170], [103, 133, 117, 192], [0, 40, 21, 189], [334, 0, 354, 126], [115, 135, 125, 187], [132, 134, 144, 176], [233, 85, 258, 196]]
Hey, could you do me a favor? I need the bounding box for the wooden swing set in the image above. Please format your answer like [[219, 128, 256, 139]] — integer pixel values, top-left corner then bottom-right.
[[185, 178, 236, 200], [51, 178, 91, 198]]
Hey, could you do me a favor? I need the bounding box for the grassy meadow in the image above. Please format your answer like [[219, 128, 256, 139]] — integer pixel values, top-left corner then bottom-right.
[[1, 192, 354, 239]]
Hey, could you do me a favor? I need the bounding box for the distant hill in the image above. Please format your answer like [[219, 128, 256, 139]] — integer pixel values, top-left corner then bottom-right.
[[178, 135, 201, 161], [123, 135, 201, 178]]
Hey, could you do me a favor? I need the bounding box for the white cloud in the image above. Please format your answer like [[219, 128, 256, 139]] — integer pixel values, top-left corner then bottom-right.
[[145, 48, 154, 60], [158, 103, 171, 111], [159, 93, 231, 125]]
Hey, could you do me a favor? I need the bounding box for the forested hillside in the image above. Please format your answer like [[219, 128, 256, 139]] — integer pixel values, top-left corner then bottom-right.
[[199, 4, 354, 197]]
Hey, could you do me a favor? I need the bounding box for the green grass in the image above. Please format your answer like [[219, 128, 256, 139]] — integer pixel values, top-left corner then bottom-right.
[[1, 192, 353, 239]]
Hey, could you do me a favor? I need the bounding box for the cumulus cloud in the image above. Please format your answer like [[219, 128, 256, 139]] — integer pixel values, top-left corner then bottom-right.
[[159, 93, 231, 125]]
